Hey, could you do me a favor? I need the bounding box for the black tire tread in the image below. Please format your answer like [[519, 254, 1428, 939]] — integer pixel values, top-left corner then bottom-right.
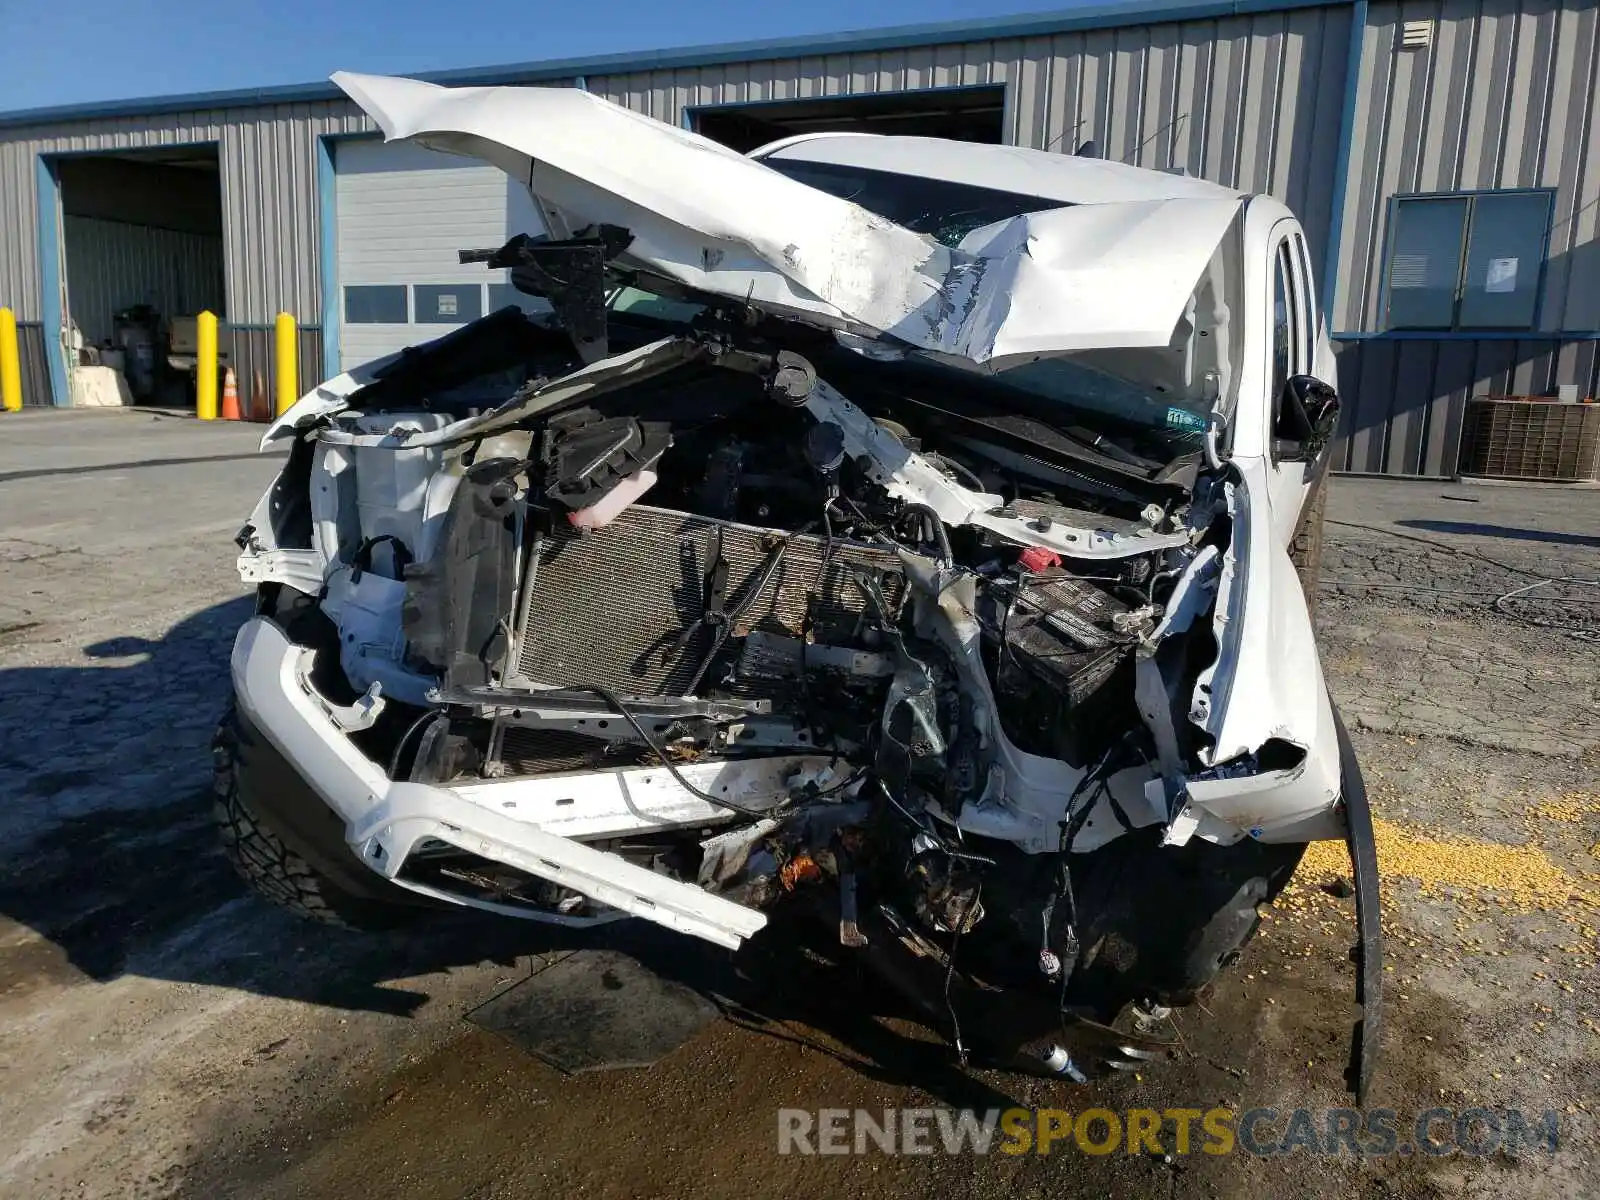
[[213, 706, 402, 930]]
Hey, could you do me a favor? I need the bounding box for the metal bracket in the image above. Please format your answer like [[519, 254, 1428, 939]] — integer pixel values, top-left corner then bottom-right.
[[315, 680, 386, 733]]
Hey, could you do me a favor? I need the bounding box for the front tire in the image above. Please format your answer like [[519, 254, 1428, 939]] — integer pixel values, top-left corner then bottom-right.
[[213, 703, 413, 930]]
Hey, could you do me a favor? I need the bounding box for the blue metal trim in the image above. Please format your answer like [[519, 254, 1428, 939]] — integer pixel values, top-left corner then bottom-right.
[[1331, 331, 1600, 341], [0, 0, 1349, 128], [317, 134, 340, 382], [34, 155, 68, 408], [1320, 0, 1365, 325], [1388, 186, 1559, 201]]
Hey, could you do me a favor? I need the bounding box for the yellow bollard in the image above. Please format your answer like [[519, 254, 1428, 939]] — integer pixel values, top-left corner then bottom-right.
[[274, 312, 298, 418], [0, 307, 21, 412], [196, 310, 218, 420]]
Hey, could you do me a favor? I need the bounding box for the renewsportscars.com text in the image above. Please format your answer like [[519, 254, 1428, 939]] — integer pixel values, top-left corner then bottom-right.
[[777, 1106, 1561, 1158]]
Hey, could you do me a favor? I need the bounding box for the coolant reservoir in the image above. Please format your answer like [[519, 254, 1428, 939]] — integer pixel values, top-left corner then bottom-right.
[[568, 468, 658, 530]]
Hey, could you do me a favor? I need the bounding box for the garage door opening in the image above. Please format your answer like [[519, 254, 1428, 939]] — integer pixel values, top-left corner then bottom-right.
[[691, 85, 1006, 154], [57, 145, 225, 407]]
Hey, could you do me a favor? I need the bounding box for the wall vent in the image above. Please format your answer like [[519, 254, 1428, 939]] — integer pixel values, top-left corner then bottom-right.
[[1401, 20, 1434, 50]]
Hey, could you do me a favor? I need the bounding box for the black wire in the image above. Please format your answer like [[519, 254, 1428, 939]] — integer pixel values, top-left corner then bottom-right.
[[943, 880, 982, 1066], [684, 535, 792, 694], [389, 710, 440, 779], [575, 684, 863, 817], [574, 684, 777, 818]]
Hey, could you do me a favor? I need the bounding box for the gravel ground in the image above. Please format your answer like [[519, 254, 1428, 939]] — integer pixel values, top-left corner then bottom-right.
[[0, 411, 1596, 1199]]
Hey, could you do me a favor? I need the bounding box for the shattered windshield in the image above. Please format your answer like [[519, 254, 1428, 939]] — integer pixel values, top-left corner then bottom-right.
[[761, 157, 1067, 247]]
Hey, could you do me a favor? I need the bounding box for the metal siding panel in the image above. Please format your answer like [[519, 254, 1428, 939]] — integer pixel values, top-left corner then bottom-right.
[[1390, 0, 1433, 196], [1422, 0, 1474, 191], [1140, 23, 1180, 171], [1339, 3, 1397, 330], [1300, 4, 1355, 272], [1350, 337, 1400, 471], [1386, 338, 1437, 472], [16, 322, 50, 405], [1268, 13, 1300, 207], [1050, 35, 1088, 155], [1330, 341, 1360, 469], [1508, 339, 1552, 394], [1460, 4, 1513, 188], [1, 141, 42, 321], [1173, 33, 1213, 176], [1371, 5, 1425, 323], [1516, 0, 1561, 183], [1107, 26, 1146, 162], [1473, 338, 1517, 396], [1012, 38, 1052, 149], [1424, 338, 1478, 473], [1554, 5, 1600, 330], [1235, 16, 1277, 193]]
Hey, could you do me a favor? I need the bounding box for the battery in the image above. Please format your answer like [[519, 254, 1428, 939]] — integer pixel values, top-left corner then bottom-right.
[[979, 573, 1133, 707]]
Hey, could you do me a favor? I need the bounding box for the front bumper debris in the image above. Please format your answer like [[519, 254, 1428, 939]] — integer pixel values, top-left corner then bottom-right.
[[230, 615, 776, 949]]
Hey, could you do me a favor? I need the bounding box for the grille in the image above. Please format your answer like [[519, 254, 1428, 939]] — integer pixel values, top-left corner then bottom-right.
[[513, 505, 905, 697]]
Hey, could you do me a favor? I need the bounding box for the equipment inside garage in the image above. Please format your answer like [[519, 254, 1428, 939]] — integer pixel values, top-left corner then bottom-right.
[[56, 147, 225, 407], [692, 85, 1006, 153], [334, 138, 546, 371]]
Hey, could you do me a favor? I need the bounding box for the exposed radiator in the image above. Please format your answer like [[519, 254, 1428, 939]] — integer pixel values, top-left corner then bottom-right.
[[512, 505, 905, 697]]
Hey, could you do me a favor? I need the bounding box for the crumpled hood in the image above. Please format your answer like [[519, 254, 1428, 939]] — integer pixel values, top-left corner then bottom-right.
[[333, 71, 1242, 370]]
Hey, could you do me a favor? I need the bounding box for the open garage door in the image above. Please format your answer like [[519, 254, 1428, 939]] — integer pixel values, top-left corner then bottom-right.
[[691, 85, 1006, 154], [57, 147, 225, 407], [334, 139, 544, 372]]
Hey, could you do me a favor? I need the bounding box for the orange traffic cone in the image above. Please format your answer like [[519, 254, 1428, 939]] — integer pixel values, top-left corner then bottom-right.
[[220, 367, 241, 421]]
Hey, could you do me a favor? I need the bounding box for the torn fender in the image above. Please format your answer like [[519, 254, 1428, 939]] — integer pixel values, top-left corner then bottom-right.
[[331, 71, 1242, 369], [1186, 455, 1342, 841]]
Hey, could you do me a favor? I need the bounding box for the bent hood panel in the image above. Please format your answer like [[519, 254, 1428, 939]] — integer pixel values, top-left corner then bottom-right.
[[333, 71, 1241, 367]]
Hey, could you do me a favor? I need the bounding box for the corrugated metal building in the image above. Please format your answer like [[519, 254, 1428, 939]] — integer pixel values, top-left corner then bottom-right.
[[1, 0, 1596, 476]]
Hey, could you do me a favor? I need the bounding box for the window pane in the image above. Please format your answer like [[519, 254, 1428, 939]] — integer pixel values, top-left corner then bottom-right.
[[1458, 192, 1549, 329], [343, 285, 407, 324], [608, 286, 704, 323], [412, 284, 483, 324], [487, 283, 552, 315], [1385, 198, 1467, 329], [1272, 244, 1292, 400], [1293, 233, 1319, 355]]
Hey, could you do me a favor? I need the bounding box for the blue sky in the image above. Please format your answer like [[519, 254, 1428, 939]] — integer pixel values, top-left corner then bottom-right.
[[0, 0, 1067, 112]]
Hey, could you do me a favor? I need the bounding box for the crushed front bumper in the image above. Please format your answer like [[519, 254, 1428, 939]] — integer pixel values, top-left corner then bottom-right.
[[230, 616, 781, 948]]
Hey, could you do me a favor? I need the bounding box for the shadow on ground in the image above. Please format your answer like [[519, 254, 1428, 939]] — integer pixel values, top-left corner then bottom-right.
[[1397, 517, 1600, 549], [0, 596, 1022, 1111]]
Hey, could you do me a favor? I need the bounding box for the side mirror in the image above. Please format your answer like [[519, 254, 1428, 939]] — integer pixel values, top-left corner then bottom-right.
[[1274, 375, 1340, 463]]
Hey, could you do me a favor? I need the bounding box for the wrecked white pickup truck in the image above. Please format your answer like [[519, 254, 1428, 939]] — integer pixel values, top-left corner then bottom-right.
[[221, 72, 1380, 1091]]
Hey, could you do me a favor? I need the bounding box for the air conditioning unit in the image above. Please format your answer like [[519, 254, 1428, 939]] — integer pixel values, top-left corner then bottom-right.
[[1401, 20, 1433, 50]]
